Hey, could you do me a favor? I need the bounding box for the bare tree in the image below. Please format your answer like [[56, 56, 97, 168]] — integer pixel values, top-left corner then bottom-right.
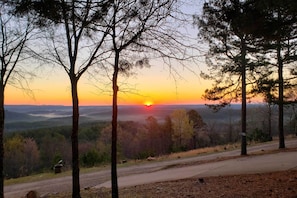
[[103, 1, 198, 197], [12, 1, 112, 197], [0, 3, 34, 197]]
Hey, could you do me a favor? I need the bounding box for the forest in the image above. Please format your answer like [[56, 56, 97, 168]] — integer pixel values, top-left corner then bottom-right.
[[3, 105, 297, 179]]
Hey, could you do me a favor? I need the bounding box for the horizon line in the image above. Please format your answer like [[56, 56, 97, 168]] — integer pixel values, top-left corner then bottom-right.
[[4, 102, 265, 107]]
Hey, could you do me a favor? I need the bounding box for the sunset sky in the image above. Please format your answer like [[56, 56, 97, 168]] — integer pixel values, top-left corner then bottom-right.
[[5, 59, 210, 106], [5, 1, 212, 106]]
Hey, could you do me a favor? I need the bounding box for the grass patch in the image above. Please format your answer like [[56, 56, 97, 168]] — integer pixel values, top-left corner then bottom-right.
[[4, 171, 70, 186], [159, 143, 241, 161], [4, 165, 111, 186]]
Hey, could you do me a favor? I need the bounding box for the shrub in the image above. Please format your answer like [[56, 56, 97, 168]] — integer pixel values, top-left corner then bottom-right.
[[81, 149, 101, 167], [80, 149, 110, 167], [247, 128, 271, 143], [135, 150, 155, 160]]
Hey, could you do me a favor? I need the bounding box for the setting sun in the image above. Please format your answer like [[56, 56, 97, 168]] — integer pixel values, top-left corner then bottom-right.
[[144, 101, 153, 107]]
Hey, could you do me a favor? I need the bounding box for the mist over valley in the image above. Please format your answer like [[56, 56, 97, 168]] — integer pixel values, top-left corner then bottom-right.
[[4, 104, 244, 132]]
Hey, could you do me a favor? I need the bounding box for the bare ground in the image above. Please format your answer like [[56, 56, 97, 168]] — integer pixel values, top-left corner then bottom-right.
[[122, 170, 297, 198], [51, 170, 297, 198]]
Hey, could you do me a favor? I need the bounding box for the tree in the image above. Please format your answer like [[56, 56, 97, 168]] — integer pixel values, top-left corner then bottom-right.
[[145, 116, 161, 155], [105, 1, 195, 197], [0, 2, 34, 196], [4, 135, 25, 178], [251, 78, 278, 140], [195, 0, 265, 155], [161, 115, 173, 152], [187, 109, 206, 149], [249, 0, 297, 148], [39, 132, 71, 169], [145, 116, 171, 155], [170, 109, 193, 150], [3, 136, 40, 178], [23, 138, 40, 175], [13, 1, 112, 197]]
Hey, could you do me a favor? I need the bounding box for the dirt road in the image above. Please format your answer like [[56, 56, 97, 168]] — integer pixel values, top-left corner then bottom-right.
[[5, 139, 297, 198]]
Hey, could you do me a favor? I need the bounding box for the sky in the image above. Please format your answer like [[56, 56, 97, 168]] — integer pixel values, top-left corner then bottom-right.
[[5, 1, 212, 106], [5, 59, 210, 106]]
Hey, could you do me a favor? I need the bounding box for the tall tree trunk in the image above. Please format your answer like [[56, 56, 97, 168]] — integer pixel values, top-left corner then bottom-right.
[[277, 39, 285, 149], [268, 104, 272, 140], [111, 51, 119, 198], [228, 105, 233, 142], [0, 83, 4, 198], [241, 37, 247, 155], [71, 78, 81, 198]]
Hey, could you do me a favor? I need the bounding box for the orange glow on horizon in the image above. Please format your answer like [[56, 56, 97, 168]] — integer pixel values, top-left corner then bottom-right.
[[4, 62, 214, 106], [144, 101, 153, 107]]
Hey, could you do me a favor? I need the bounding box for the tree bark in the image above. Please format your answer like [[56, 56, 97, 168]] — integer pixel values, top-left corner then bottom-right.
[[0, 83, 4, 198], [111, 51, 119, 198], [241, 37, 247, 155], [71, 78, 81, 198], [268, 104, 272, 140], [277, 38, 285, 149]]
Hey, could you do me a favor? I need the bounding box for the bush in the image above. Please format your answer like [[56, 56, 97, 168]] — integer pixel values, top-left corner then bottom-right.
[[135, 150, 155, 160], [81, 149, 101, 167], [247, 128, 271, 143], [80, 149, 110, 167]]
